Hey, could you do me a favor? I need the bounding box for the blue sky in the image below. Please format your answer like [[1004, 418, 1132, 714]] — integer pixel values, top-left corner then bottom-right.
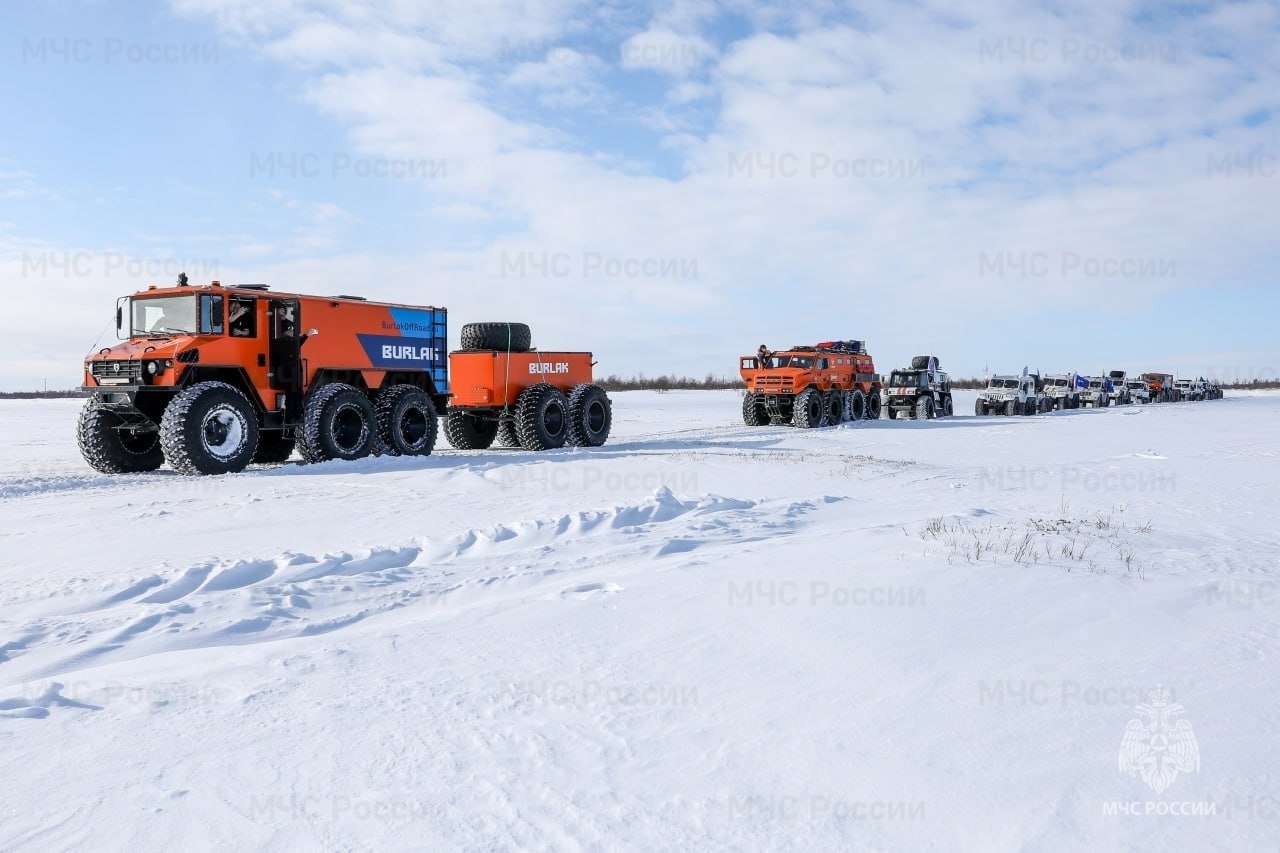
[[1, 0, 1278, 389]]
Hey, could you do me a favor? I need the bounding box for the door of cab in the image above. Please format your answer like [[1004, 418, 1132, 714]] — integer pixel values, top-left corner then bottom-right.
[[268, 299, 302, 399]]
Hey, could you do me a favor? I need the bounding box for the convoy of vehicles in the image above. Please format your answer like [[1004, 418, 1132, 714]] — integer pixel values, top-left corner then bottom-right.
[[881, 356, 953, 420], [739, 340, 880, 428], [73, 279, 1231, 474], [78, 279, 610, 475]]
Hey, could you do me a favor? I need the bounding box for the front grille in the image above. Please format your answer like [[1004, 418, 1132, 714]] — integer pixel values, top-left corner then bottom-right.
[[756, 376, 795, 387], [91, 360, 143, 383]]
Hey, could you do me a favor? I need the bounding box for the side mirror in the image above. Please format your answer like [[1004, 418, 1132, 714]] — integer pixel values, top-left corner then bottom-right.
[[116, 305, 122, 331]]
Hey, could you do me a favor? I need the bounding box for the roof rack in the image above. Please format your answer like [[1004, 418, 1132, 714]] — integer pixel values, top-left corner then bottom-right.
[[236, 284, 270, 291], [336, 294, 367, 301]]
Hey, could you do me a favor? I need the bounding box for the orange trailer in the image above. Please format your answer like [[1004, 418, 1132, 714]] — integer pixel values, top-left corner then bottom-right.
[[444, 326, 611, 450]]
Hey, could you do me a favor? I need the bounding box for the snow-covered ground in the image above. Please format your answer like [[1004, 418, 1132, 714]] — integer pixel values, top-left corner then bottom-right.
[[1, 391, 1277, 851]]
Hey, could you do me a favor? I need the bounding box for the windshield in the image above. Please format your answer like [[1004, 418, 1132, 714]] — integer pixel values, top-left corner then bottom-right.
[[1088, 379, 1102, 388], [891, 371, 924, 387], [767, 355, 813, 369], [989, 378, 1018, 389], [1127, 382, 1145, 390], [132, 295, 198, 336], [1047, 378, 1067, 387]]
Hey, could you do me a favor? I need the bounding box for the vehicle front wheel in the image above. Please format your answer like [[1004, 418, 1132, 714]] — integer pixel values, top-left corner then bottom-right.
[[160, 381, 259, 475], [78, 401, 163, 473]]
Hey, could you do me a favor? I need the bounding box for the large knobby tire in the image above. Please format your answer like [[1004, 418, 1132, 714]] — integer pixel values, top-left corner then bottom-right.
[[515, 383, 569, 450], [160, 381, 259, 475], [910, 355, 939, 370], [975, 399, 988, 417], [298, 383, 377, 463], [77, 402, 163, 473], [867, 392, 881, 420], [847, 389, 867, 422], [942, 396, 954, 417], [742, 392, 768, 426], [444, 410, 499, 450], [495, 418, 519, 447], [792, 388, 824, 428], [1004, 400, 1017, 417], [915, 395, 935, 420], [252, 431, 295, 464], [824, 390, 844, 425], [567, 384, 612, 447], [376, 384, 438, 456], [460, 322, 532, 351]]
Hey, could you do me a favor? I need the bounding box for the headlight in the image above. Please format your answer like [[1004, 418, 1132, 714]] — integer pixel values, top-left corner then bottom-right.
[[145, 361, 159, 375]]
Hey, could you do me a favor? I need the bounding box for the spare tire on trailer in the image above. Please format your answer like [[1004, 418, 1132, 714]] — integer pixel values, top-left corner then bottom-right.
[[460, 322, 532, 351]]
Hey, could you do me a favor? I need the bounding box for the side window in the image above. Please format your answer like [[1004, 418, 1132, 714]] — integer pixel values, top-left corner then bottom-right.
[[273, 302, 297, 338], [229, 298, 256, 338], [818, 358, 829, 369], [741, 357, 756, 370], [199, 294, 224, 334]]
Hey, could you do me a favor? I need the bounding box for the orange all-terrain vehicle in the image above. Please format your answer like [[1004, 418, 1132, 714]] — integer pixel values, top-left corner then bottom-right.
[[79, 279, 611, 475], [80, 278, 450, 474], [739, 340, 881, 427], [443, 321, 612, 452]]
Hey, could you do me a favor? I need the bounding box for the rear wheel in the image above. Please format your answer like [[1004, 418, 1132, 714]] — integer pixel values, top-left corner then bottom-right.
[[867, 392, 881, 420], [444, 410, 499, 450], [847, 389, 867, 422], [298, 383, 377, 463], [742, 391, 768, 426], [78, 402, 163, 473], [375, 385, 438, 456], [160, 381, 259, 475], [567, 383, 612, 447], [942, 396, 954, 417], [459, 322, 532, 351], [792, 388, 824, 428], [515, 383, 569, 450], [495, 418, 520, 447]]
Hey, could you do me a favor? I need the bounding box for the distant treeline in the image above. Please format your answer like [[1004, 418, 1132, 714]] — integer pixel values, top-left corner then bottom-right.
[[0, 390, 90, 399], [596, 374, 741, 391]]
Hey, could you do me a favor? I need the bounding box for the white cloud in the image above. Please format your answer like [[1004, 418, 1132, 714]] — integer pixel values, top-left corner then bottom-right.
[[49, 0, 1273, 383]]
